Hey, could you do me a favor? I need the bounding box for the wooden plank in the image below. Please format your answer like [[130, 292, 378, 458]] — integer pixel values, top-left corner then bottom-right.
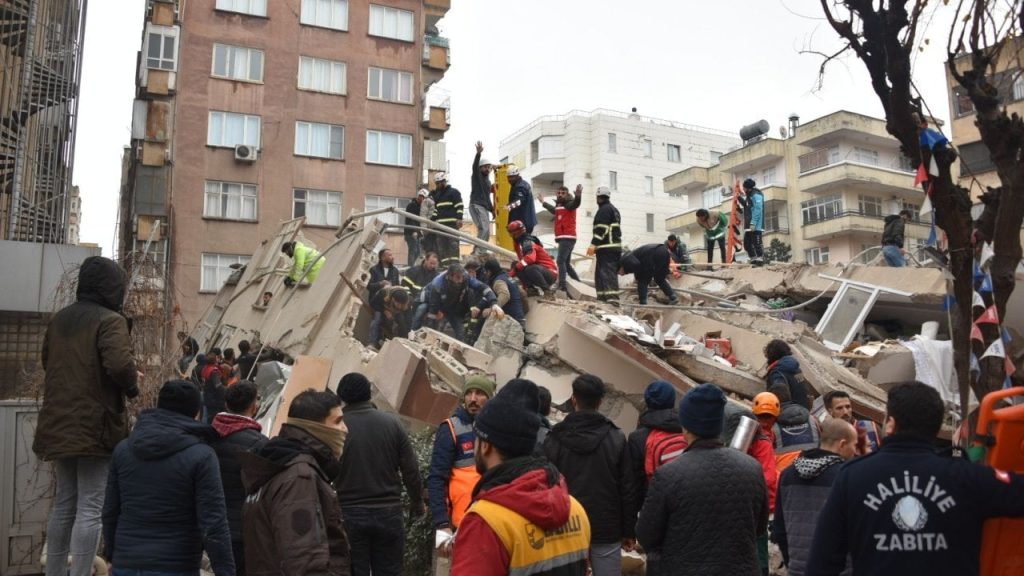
[[270, 355, 333, 437]]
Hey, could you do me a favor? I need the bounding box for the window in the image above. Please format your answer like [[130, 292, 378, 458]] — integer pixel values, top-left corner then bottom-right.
[[952, 87, 975, 117], [804, 246, 830, 265], [763, 202, 785, 232], [858, 194, 883, 217], [709, 150, 722, 164], [643, 139, 652, 158], [145, 24, 178, 71], [761, 166, 777, 186], [801, 194, 842, 225], [212, 44, 263, 82], [201, 253, 250, 292], [609, 171, 618, 190], [295, 121, 344, 159], [293, 189, 342, 227], [608, 133, 617, 153], [216, 0, 267, 16], [959, 141, 996, 176], [644, 176, 654, 197], [702, 186, 725, 209], [365, 194, 405, 226], [646, 213, 655, 233], [1014, 73, 1024, 101], [207, 111, 261, 148], [301, 0, 349, 30], [536, 136, 563, 159], [368, 4, 414, 41], [204, 181, 257, 221], [899, 200, 921, 222], [367, 67, 413, 103], [667, 144, 681, 163], [298, 56, 347, 94], [853, 147, 880, 166], [366, 130, 412, 166]]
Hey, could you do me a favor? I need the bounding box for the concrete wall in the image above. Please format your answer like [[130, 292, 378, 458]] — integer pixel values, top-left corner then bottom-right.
[[0, 241, 101, 313]]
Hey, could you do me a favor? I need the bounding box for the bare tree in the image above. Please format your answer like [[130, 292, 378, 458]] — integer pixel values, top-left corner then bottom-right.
[[818, 0, 1023, 424]]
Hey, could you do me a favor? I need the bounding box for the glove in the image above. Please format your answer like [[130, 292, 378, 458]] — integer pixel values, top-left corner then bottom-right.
[[586, 245, 596, 257], [284, 277, 296, 288]]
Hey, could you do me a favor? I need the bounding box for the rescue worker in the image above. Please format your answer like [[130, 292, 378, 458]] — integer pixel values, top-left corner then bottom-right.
[[482, 257, 525, 326], [507, 220, 558, 296], [368, 286, 411, 348], [504, 165, 537, 235], [282, 240, 324, 286], [752, 391, 781, 575], [425, 264, 498, 344], [696, 208, 729, 264], [540, 184, 583, 291], [431, 172, 464, 266], [427, 376, 496, 557], [470, 141, 495, 248], [586, 186, 622, 302], [740, 178, 765, 266], [617, 243, 680, 306]]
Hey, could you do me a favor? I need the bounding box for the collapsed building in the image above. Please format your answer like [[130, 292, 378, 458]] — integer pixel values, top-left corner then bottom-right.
[[187, 211, 1024, 434]]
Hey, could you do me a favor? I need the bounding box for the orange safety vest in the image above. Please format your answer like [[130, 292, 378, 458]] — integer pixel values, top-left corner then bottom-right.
[[446, 417, 480, 528]]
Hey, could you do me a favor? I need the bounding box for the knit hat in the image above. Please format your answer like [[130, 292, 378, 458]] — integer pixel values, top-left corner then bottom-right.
[[338, 372, 372, 404], [497, 378, 540, 414], [644, 380, 677, 410], [474, 395, 541, 458], [743, 178, 756, 190], [158, 379, 202, 418], [463, 375, 496, 398], [679, 383, 726, 438]]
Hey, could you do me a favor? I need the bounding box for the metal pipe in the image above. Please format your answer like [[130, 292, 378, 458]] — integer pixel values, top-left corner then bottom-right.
[[343, 207, 517, 259]]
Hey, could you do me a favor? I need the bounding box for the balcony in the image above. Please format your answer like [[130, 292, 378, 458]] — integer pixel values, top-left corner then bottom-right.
[[801, 210, 930, 241], [796, 110, 894, 149], [666, 209, 702, 232], [664, 166, 711, 196], [718, 138, 787, 174], [422, 35, 450, 85], [798, 156, 918, 195], [422, 104, 450, 135], [423, 0, 451, 32]]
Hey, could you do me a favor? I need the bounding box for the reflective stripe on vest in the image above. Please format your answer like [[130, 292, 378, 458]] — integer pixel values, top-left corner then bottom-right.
[[470, 497, 591, 576], [446, 418, 480, 528]]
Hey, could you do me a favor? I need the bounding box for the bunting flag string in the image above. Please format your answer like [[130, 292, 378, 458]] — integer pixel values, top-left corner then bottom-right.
[[927, 209, 937, 247], [976, 305, 1000, 325], [972, 291, 985, 309], [980, 242, 994, 268], [970, 353, 981, 379], [1003, 327, 1013, 343], [971, 324, 984, 343], [1006, 356, 1017, 378], [979, 274, 993, 294], [920, 194, 933, 218], [982, 339, 1006, 359], [915, 163, 929, 187], [974, 262, 986, 281]]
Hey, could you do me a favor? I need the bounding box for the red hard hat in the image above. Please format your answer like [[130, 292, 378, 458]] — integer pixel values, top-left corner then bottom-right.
[[507, 220, 526, 235]]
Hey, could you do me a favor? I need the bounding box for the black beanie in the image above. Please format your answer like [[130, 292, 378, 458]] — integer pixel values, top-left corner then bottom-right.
[[498, 378, 540, 414], [474, 396, 540, 458], [158, 379, 202, 418], [678, 383, 726, 438], [338, 372, 372, 404]]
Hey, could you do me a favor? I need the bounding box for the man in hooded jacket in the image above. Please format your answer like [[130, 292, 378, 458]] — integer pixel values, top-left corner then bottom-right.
[[34, 256, 139, 576], [102, 380, 234, 576], [627, 380, 682, 503], [544, 374, 639, 576], [242, 390, 351, 575]]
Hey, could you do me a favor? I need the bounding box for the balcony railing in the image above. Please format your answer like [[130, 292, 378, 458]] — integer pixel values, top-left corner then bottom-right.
[[798, 149, 916, 175]]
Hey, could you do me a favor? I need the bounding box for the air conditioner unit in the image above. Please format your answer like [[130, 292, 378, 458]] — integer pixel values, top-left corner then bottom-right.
[[234, 144, 258, 162]]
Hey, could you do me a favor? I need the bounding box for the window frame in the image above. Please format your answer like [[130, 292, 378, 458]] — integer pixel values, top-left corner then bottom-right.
[[667, 144, 681, 163], [642, 139, 653, 158], [215, 0, 267, 17], [801, 194, 843, 225], [293, 188, 343, 228], [294, 121, 345, 160], [646, 213, 655, 233], [211, 43, 264, 83], [367, 67, 414, 104], [300, 0, 349, 31], [365, 130, 413, 167], [364, 194, 406, 228], [609, 171, 618, 190], [144, 24, 179, 72], [203, 180, 259, 222], [207, 111, 262, 149], [298, 55, 347, 95], [200, 253, 251, 293], [368, 4, 415, 42], [644, 176, 654, 197], [608, 132, 617, 153], [857, 194, 883, 218]]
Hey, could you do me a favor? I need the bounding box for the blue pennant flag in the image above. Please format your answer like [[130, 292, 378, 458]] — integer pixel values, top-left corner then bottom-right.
[[974, 262, 985, 281], [942, 295, 956, 311], [979, 274, 993, 294], [1005, 376, 1014, 390], [1004, 327, 1013, 343], [970, 353, 980, 375]]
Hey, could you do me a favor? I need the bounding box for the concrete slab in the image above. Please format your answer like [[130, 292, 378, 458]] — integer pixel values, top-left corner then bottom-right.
[[272, 355, 333, 436], [475, 315, 526, 385], [664, 352, 765, 399]]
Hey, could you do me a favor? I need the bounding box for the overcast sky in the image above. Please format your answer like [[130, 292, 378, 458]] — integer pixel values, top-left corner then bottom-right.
[[75, 0, 957, 254]]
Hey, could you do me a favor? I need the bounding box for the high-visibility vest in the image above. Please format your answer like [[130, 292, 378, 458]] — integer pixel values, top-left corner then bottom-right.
[[469, 497, 590, 576], [445, 417, 480, 528]]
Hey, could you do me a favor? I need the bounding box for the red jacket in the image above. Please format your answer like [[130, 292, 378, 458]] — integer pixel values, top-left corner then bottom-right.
[[511, 236, 558, 277], [543, 192, 582, 240], [748, 430, 778, 512]]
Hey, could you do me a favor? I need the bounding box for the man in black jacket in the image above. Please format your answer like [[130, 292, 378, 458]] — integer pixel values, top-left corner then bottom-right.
[[431, 172, 464, 266], [102, 380, 235, 576], [404, 190, 427, 265], [544, 374, 638, 576], [807, 381, 1024, 576], [617, 244, 680, 306], [335, 373, 423, 576], [881, 209, 911, 267], [211, 382, 267, 575], [774, 418, 856, 576], [470, 141, 495, 248], [586, 187, 622, 302], [627, 380, 682, 503], [636, 383, 768, 576], [368, 248, 400, 303]]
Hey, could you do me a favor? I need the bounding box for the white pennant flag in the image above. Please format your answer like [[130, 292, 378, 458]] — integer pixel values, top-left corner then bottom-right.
[[980, 242, 995, 268], [920, 195, 933, 217], [982, 339, 1006, 359], [973, 291, 985, 309]]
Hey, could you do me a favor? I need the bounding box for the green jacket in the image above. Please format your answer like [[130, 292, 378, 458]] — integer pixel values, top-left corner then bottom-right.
[[289, 242, 325, 283], [702, 211, 729, 241]]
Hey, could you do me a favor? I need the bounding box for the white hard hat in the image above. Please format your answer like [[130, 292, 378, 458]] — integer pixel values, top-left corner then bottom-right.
[[480, 157, 493, 166], [434, 172, 448, 182], [596, 186, 612, 197], [507, 165, 520, 177], [417, 188, 429, 197]]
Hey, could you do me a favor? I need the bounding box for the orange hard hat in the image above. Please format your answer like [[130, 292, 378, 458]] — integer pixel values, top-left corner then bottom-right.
[[752, 392, 781, 418]]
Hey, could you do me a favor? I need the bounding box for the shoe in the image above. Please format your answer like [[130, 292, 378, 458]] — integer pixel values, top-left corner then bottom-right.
[[668, 298, 679, 306]]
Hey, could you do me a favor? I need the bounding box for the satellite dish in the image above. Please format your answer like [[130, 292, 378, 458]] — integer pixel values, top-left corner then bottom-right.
[[780, 126, 788, 138]]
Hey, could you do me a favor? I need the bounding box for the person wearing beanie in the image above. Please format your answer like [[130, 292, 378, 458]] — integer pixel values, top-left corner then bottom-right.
[[544, 374, 639, 576], [334, 373, 423, 576], [637, 383, 769, 576], [427, 375, 494, 555], [102, 380, 235, 576], [740, 178, 765, 266], [451, 391, 591, 576], [242, 389, 351, 575], [627, 380, 685, 502]]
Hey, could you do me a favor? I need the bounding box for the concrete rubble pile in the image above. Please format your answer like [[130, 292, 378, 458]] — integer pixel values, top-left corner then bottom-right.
[[192, 216, 973, 432]]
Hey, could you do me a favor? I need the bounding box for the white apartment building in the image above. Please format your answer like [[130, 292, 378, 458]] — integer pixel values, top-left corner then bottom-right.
[[498, 109, 739, 247]]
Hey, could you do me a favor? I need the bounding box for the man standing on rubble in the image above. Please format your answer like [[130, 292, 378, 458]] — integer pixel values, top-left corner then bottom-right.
[[617, 243, 680, 306], [824, 390, 882, 454], [807, 381, 1024, 575], [540, 184, 583, 292], [404, 189, 429, 265], [881, 209, 912, 267], [35, 256, 139, 576], [431, 172, 464, 267], [587, 186, 622, 302], [544, 374, 638, 576], [282, 240, 325, 287], [636, 383, 768, 576], [335, 373, 423, 576], [740, 178, 765, 266], [773, 418, 857, 576], [627, 380, 684, 503], [428, 376, 495, 557], [470, 141, 495, 248], [504, 165, 537, 235]]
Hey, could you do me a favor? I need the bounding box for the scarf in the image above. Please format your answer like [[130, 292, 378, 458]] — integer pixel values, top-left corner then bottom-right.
[[287, 417, 347, 458], [211, 412, 262, 437]]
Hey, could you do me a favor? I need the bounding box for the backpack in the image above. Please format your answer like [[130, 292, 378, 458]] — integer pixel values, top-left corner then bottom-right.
[[644, 429, 689, 480]]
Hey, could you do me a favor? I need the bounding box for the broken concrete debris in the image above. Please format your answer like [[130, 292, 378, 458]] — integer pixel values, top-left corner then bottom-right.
[[191, 215, 959, 433]]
